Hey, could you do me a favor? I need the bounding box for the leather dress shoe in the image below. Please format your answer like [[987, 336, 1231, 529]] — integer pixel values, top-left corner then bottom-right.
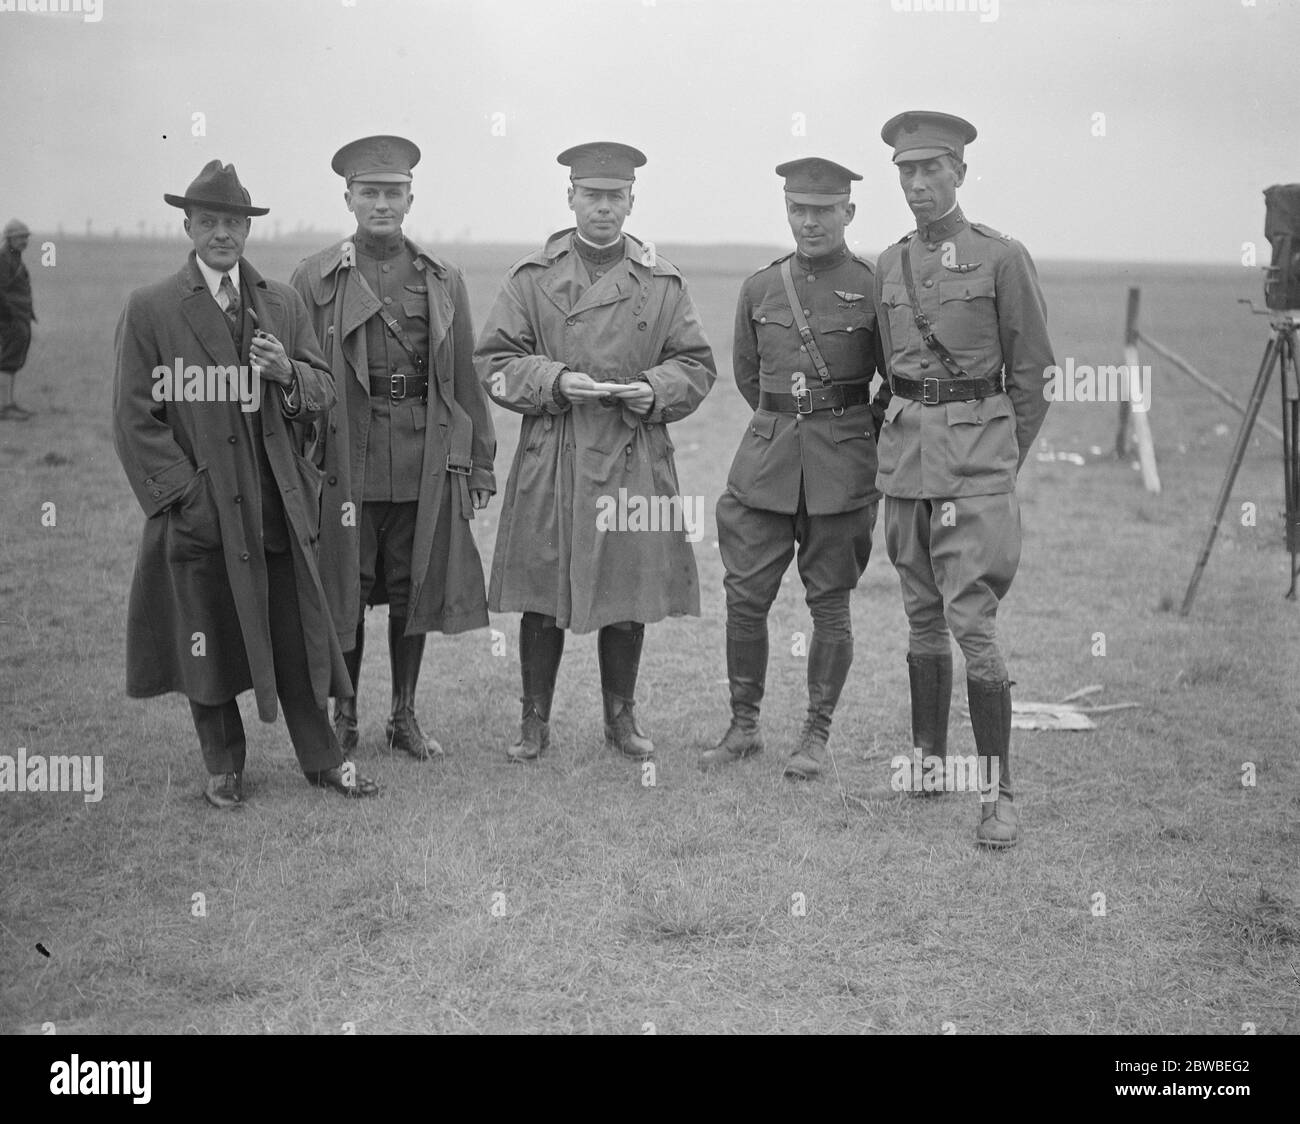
[[204, 772, 243, 810], [306, 765, 379, 798]]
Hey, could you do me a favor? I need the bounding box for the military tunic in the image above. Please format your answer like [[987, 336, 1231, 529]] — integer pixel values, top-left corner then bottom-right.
[[872, 206, 1054, 680], [719, 245, 885, 641]]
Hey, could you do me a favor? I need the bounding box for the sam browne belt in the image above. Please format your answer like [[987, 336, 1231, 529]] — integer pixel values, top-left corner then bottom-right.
[[759, 383, 872, 414]]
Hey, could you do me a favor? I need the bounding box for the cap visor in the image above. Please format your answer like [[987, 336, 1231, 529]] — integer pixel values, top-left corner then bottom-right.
[[785, 191, 848, 206], [347, 172, 412, 183], [892, 146, 952, 164], [572, 177, 633, 190]]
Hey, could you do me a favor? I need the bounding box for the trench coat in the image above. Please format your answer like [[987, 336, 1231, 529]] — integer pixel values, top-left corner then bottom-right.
[[474, 229, 717, 633], [290, 238, 496, 641], [112, 254, 350, 722]]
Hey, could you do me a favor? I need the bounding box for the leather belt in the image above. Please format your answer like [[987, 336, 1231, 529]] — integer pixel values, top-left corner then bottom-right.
[[368, 373, 428, 401], [890, 374, 1002, 405], [759, 383, 872, 415]]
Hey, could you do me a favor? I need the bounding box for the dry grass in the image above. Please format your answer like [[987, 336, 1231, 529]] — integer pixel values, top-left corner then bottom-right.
[[1, 243, 1297, 1034]]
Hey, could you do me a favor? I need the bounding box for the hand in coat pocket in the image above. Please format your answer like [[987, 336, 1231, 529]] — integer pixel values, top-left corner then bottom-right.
[[167, 468, 222, 560]]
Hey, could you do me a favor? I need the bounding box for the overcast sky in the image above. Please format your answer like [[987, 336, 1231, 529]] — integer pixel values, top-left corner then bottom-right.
[[4, 0, 1297, 261]]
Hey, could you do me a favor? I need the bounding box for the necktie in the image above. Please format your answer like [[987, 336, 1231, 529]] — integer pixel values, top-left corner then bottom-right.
[[218, 272, 241, 333]]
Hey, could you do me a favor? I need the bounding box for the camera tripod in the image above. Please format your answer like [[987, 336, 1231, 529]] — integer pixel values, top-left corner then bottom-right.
[[1181, 309, 1300, 615]]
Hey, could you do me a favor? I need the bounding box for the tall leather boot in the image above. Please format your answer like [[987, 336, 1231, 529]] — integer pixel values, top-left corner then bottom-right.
[[509, 613, 565, 763], [598, 623, 654, 761], [783, 637, 853, 780], [968, 678, 1017, 848], [700, 631, 767, 769], [386, 616, 443, 760], [905, 652, 953, 796], [332, 618, 365, 756]]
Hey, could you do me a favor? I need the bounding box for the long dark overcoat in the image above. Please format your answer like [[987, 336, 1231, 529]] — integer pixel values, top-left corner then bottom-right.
[[113, 253, 349, 721]]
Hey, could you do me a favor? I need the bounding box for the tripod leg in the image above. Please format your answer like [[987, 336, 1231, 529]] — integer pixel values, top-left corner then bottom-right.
[[1281, 330, 1300, 599], [1181, 333, 1281, 615]]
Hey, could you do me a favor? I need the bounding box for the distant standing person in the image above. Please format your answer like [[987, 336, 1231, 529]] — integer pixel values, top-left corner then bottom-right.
[[113, 160, 378, 808], [475, 142, 716, 764], [0, 218, 36, 421], [292, 135, 497, 762], [703, 158, 888, 780], [873, 112, 1054, 848]]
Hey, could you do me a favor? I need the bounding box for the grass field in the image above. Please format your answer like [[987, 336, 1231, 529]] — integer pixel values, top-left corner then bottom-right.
[[1, 237, 1296, 1035]]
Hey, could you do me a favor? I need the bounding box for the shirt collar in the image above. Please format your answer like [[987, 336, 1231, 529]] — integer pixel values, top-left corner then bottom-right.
[[918, 203, 966, 243], [195, 256, 239, 299]]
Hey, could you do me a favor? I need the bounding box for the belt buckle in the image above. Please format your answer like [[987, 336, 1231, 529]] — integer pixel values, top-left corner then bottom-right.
[[793, 386, 813, 415], [922, 377, 940, 405], [446, 455, 472, 476], [389, 373, 407, 400]]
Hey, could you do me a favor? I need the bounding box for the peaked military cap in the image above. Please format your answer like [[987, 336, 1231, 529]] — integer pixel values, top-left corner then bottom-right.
[[332, 135, 421, 183], [557, 142, 646, 188], [775, 157, 862, 205], [881, 111, 977, 164], [163, 160, 269, 216], [4, 218, 30, 238]]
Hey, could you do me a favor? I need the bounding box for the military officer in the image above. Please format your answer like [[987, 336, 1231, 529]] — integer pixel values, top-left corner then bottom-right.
[[0, 218, 36, 421], [291, 136, 496, 763], [873, 111, 1055, 848], [703, 158, 888, 780], [475, 142, 716, 764]]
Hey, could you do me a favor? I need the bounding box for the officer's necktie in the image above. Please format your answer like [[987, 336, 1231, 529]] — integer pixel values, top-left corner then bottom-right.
[[217, 272, 241, 339]]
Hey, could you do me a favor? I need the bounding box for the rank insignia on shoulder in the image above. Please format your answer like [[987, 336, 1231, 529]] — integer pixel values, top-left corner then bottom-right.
[[639, 241, 657, 268], [943, 262, 981, 274], [834, 290, 866, 302], [340, 241, 356, 269]]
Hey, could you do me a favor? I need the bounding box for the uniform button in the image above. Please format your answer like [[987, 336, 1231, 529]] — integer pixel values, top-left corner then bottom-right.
[[383, 296, 393, 305], [234, 494, 243, 504], [382, 264, 391, 273], [240, 552, 250, 561], [227, 435, 237, 444], [637, 321, 647, 330], [327, 475, 337, 485], [923, 279, 933, 288], [760, 316, 767, 324], [927, 243, 938, 251], [800, 344, 807, 352], [144, 477, 154, 485], [807, 274, 815, 282], [566, 318, 576, 326], [625, 445, 632, 455], [803, 309, 811, 316], [920, 359, 931, 369], [151, 489, 161, 498]]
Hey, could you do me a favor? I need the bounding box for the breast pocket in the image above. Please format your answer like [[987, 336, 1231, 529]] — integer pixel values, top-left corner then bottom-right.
[[938, 275, 997, 355], [751, 304, 795, 352], [879, 283, 913, 347], [401, 296, 429, 322]]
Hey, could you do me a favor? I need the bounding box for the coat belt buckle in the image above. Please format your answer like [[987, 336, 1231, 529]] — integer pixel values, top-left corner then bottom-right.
[[793, 386, 814, 415], [922, 377, 940, 405], [446, 456, 472, 476], [389, 373, 408, 400]]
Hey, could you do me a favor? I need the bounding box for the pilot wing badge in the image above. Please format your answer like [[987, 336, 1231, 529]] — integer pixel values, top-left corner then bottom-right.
[[833, 290, 866, 302]]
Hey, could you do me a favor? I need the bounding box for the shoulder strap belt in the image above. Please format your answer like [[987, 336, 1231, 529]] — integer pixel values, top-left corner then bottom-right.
[[900, 241, 969, 381], [779, 258, 833, 387], [349, 267, 427, 377]]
